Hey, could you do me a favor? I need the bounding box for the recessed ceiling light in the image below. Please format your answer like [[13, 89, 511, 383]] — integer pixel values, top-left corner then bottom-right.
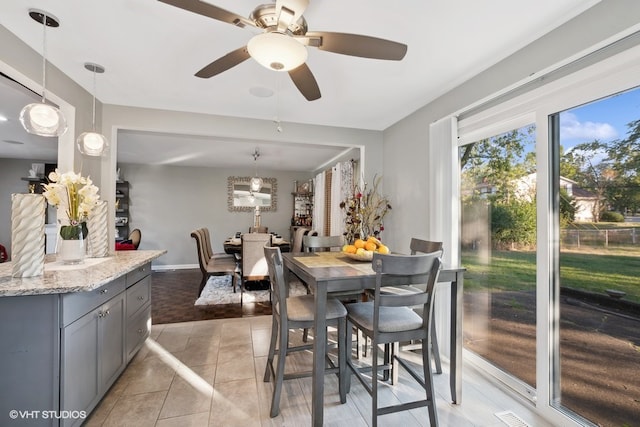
[[249, 86, 274, 98], [3, 140, 25, 145]]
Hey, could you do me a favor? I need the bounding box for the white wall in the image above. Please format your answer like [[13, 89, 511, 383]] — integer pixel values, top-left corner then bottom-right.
[[118, 162, 311, 267]]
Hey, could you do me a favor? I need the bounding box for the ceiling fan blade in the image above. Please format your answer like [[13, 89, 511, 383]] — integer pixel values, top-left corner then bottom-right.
[[158, 0, 256, 29], [195, 46, 250, 78], [288, 63, 321, 101], [303, 31, 407, 60]]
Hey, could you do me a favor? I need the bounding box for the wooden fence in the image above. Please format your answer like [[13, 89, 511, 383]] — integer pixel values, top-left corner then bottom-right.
[[561, 228, 639, 248]]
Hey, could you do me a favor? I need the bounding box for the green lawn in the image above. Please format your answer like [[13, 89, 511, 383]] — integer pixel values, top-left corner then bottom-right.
[[461, 249, 640, 303]]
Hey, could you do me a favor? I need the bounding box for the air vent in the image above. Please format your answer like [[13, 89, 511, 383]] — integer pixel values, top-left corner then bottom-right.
[[495, 410, 531, 427]]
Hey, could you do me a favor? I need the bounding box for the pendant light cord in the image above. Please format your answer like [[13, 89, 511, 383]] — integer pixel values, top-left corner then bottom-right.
[[40, 13, 48, 103], [92, 69, 97, 131]]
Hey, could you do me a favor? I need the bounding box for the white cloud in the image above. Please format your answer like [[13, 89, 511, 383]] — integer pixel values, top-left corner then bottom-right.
[[560, 112, 618, 140]]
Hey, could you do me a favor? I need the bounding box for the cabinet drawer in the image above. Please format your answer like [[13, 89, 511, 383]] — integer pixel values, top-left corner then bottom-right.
[[126, 305, 151, 362], [61, 277, 126, 326], [126, 262, 151, 287], [126, 275, 151, 318]]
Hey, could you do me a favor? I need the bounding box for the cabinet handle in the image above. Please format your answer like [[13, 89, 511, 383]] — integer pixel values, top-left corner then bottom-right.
[[137, 296, 144, 301], [100, 289, 108, 294], [137, 328, 144, 334], [98, 311, 104, 318], [104, 309, 110, 316]]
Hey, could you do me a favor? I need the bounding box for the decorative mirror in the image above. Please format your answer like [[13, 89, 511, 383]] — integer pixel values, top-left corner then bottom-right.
[[228, 176, 277, 212]]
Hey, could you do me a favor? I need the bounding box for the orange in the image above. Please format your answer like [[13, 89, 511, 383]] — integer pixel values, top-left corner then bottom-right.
[[344, 245, 357, 254], [364, 241, 377, 252], [354, 239, 366, 249], [377, 244, 390, 254], [355, 248, 366, 255]]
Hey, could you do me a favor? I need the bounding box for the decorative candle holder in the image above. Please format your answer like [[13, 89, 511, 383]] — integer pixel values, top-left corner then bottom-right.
[[11, 193, 45, 277]]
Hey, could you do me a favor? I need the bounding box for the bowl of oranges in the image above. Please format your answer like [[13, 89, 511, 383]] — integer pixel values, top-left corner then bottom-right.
[[342, 236, 390, 261]]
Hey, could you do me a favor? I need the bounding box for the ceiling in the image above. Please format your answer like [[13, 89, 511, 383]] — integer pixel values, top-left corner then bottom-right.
[[0, 0, 597, 170]]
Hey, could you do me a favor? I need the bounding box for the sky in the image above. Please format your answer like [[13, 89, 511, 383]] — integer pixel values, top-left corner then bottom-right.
[[560, 85, 640, 149]]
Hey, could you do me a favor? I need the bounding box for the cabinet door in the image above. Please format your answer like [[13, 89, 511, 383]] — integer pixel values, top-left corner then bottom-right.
[[61, 308, 100, 419], [99, 292, 126, 393]]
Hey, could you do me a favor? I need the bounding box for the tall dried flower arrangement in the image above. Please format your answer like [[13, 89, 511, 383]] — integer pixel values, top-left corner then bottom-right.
[[340, 175, 391, 243]]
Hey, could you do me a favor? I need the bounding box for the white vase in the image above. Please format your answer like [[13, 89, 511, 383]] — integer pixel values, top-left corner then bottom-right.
[[11, 193, 45, 277], [87, 200, 109, 258]]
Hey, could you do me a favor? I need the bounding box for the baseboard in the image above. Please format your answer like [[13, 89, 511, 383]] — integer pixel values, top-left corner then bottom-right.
[[152, 264, 198, 271]]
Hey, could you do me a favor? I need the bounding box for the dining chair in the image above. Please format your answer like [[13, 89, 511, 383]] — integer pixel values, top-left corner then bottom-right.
[[240, 232, 272, 304], [262, 245, 347, 417], [291, 226, 314, 252], [190, 229, 239, 294], [367, 239, 444, 376], [128, 228, 141, 249], [345, 251, 442, 427], [303, 234, 344, 252]]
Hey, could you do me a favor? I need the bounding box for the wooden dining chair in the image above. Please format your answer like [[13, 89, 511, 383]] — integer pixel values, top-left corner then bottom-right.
[[262, 245, 347, 417], [345, 251, 442, 427], [128, 228, 141, 249], [363, 239, 444, 374]]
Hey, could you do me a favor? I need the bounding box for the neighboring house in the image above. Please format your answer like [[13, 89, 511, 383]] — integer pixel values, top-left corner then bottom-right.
[[514, 174, 600, 222], [476, 173, 601, 222]]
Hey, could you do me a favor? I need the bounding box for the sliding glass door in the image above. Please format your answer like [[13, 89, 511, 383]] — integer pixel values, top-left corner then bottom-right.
[[551, 87, 640, 427], [459, 124, 538, 395], [455, 47, 640, 426]]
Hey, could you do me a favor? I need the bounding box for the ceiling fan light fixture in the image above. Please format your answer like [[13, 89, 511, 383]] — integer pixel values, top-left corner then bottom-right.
[[247, 32, 307, 71]]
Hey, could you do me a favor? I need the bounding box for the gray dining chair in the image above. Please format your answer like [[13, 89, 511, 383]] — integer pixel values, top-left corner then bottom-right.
[[303, 234, 344, 252], [345, 251, 442, 427], [262, 246, 347, 417]]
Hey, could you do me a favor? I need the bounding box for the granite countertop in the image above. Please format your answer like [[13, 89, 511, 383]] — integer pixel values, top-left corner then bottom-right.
[[0, 250, 166, 297]]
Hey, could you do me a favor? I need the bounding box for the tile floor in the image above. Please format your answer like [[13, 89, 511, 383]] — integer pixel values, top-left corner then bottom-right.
[[85, 316, 553, 427]]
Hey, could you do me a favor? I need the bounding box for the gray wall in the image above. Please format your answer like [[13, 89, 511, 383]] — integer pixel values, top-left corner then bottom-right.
[[118, 163, 312, 268], [381, 0, 640, 253]]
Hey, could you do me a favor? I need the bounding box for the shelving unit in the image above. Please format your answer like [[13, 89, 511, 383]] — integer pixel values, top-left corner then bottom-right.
[[115, 181, 130, 240], [292, 192, 313, 227]]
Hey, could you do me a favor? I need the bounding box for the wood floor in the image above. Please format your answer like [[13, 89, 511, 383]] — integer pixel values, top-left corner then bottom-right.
[[82, 268, 553, 426], [151, 269, 272, 324]]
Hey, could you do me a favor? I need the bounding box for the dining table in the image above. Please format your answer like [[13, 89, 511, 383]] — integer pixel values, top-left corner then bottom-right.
[[281, 251, 465, 427], [223, 237, 290, 254]]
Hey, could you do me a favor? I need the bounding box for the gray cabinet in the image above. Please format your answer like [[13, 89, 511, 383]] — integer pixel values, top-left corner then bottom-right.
[[0, 262, 153, 427], [61, 287, 126, 427]]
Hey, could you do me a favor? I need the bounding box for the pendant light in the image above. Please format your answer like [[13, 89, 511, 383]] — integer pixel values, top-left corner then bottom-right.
[[20, 9, 67, 137], [77, 63, 108, 156], [250, 148, 264, 193]]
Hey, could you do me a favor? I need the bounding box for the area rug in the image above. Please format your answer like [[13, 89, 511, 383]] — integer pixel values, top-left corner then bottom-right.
[[194, 275, 308, 306]]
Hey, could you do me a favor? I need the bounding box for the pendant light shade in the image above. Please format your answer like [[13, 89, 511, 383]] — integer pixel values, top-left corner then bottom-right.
[[20, 103, 67, 137], [77, 62, 108, 156], [20, 10, 67, 137]]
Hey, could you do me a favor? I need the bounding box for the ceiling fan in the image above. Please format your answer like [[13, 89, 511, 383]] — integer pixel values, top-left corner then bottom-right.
[[159, 0, 407, 101]]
